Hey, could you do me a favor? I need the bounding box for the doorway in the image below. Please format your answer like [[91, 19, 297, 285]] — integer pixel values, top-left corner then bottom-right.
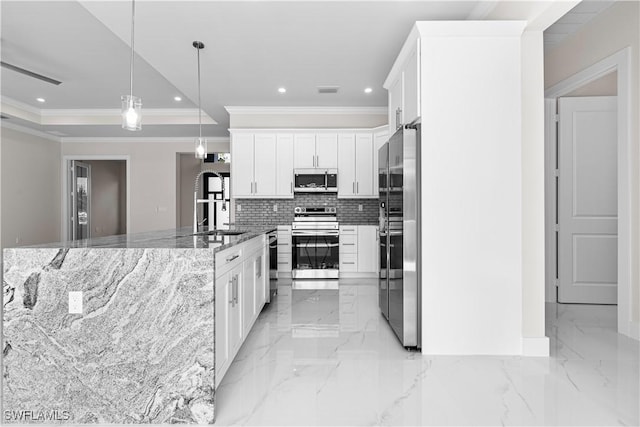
[[544, 48, 632, 336], [63, 156, 130, 241]]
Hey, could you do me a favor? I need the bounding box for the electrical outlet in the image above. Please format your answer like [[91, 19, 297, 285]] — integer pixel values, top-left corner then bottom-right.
[[273, 204, 278, 212], [69, 291, 83, 314], [237, 204, 241, 212], [358, 204, 363, 212]]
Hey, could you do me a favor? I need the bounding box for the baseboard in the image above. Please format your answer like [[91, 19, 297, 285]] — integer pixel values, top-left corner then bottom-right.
[[522, 336, 550, 357], [629, 321, 640, 341]]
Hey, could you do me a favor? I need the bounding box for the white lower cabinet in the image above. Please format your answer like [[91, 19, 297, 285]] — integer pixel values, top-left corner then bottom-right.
[[339, 225, 378, 276], [215, 234, 268, 388]]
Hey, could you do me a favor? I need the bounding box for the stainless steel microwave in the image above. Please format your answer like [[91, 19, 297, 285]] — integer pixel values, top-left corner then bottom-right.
[[294, 169, 338, 193]]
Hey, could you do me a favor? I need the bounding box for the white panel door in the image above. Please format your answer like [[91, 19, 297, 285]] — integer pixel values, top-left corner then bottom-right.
[[355, 133, 374, 196], [276, 134, 294, 197], [316, 133, 338, 169], [253, 134, 277, 196], [293, 133, 316, 169], [558, 96, 617, 304], [338, 133, 356, 197], [232, 133, 254, 197]]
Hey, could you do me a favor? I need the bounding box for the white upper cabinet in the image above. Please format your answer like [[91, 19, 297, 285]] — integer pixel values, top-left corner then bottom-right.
[[294, 133, 337, 169], [315, 133, 338, 169], [293, 133, 316, 169], [386, 39, 421, 131], [373, 127, 389, 195], [337, 132, 375, 198], [338, 133, 356, 196], [253, 134, 277, 197], [276, 134, 294, 197], [231, 133, 254, 198], [231, 132, 282, 199]]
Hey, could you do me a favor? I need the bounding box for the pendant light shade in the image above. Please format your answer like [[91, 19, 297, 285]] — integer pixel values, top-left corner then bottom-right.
[[122, 0, 142, 131], [193, 41, 207, 159]]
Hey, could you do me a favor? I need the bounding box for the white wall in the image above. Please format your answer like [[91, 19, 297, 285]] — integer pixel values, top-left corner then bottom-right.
[[62, 140, 229, 234], [544, 1, 640, 334], [1, 127, 62, 247], [417, 22, 525, 354]]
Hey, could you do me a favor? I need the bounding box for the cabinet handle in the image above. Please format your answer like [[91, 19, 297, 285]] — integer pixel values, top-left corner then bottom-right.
[[342, 228, 355, 232], [342, 262, 355, 265], [226, 254, 240, 262], [229, 278, 234, 305], [277, 262, 289, 265], [255, 181, 258, 194], [233, 275, 239, 304], [316, 155, 319, 167], [342, 243, 355, 246], [357, 182, 359, 194], [291, 182, 293, 193], [352, 182, 355, 193]]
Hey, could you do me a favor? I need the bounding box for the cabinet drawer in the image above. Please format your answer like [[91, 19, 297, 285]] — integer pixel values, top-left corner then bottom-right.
[[277, 253, 292, 271], [340, 226, 357, 234], [277, 234, 292, 248], [340, 253, 357, 272], [339, 234, 357, 253], [215, 246, 244, 277]]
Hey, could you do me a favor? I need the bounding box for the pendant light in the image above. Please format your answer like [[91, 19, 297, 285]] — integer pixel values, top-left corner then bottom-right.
[[193, 41, 207, 159], [121, 0, 141, 131]]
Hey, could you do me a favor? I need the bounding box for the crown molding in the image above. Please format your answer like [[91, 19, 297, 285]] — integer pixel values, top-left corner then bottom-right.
[[225, 106, 387, 115], [1, 96, 217, 126], [1, 120, 62, 143], [61, 136, 230, 144]]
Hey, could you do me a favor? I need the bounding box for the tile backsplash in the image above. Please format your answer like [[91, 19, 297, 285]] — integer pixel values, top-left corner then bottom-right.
[[234, 194, 379, 225]]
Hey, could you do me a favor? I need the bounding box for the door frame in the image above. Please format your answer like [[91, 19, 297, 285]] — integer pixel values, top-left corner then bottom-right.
[[544, 47, 632, 337], [61, 155, 131, 241]]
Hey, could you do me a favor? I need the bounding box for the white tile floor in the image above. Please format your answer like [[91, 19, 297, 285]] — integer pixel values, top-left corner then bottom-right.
[[214, 280, 640, 426]]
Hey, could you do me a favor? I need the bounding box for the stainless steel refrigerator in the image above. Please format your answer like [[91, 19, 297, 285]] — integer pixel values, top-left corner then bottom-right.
[[378, 124, 421, 348]]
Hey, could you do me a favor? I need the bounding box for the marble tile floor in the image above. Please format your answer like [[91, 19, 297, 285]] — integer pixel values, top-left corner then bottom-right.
[[214, 279, 639, 426]]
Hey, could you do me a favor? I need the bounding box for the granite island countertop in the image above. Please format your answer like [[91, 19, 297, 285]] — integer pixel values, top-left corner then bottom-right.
[[22, 225, 277, 250], [2, 226, 274, 424]]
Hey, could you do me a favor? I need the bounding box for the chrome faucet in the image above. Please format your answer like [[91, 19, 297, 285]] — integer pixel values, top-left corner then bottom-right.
[[194, 169, 227, 233]]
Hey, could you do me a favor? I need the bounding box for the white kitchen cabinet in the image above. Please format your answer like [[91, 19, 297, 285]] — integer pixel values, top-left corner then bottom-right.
[[357, 225, 378, 273], [231, 133, 254, 197], [338, 133, 374, 198], [403, 39, 420, 126], [293, 133, 316, 169], [242, 236, 268, 339], [215, 263, 242, 387], [230, 132, 278, 198], [373, 127, 389, 196], [386, 39, 420, 131], [388, 74, 404, 132], [277, 226, 292, 276], [242, 253, 256, 339], [253, 134, 277, 196], [294, 133, 337, 169], [276, 134, 294, 197], [339, 225, 378, 276], [315, 133, 338, 169]]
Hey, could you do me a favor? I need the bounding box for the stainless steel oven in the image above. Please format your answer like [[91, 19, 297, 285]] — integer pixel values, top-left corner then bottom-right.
[[291, 207, 339, 279]]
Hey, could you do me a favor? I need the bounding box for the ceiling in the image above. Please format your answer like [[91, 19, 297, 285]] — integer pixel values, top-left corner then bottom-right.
[[0, 0, 605, 140], [544, 0, 615, 48]]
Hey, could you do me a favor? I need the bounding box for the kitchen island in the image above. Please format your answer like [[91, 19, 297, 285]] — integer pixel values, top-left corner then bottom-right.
[[2, 226, 272, 424]]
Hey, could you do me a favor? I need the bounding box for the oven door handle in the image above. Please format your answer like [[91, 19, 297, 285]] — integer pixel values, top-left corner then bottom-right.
[[294, 242, 339, 248], [292, 230, 339, 236]]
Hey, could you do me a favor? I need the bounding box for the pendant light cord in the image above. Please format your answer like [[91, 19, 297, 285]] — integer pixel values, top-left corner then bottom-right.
[[197, 44, 202, 140], [129, 0, 135, 99]]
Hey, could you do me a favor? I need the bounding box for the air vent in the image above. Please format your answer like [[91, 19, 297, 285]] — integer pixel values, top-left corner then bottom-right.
[[1, 61, 62, 86], [317, 86, 339, 94]]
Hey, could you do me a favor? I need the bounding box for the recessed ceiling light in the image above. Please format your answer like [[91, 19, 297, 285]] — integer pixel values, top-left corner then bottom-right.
[[174, 96, 182, 102], [364, 87, 373, 94], [36, 97, 46, 103], [278, 87, 286, 94]]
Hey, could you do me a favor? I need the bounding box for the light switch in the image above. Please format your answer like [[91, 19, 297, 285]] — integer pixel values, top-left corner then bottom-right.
[[273, 204, 278, 212], [237, 204, 241, 212], [69, 291, 83, 314], [358, 204, 363, 212]]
